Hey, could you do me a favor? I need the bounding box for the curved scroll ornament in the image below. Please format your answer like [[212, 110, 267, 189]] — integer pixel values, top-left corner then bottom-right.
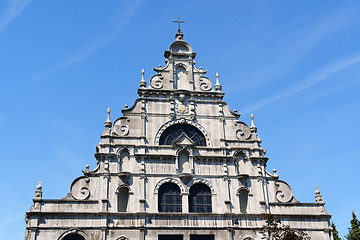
[[150, 74, 163, 89], [199, 76, 212, 91], [114, 125, 129, 136], [236, 123, 251, 140], [70, 176, 91, 200], [275, 180, 293, 203]]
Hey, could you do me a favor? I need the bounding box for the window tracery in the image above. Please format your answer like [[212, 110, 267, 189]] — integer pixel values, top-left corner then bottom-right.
[[158, 182, 182, 212]]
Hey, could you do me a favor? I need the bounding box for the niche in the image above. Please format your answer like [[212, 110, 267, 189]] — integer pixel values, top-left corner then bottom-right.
[[119, 150, 130, 172], [235, 153, 248, 176], [178, 150, 190, 174], [176, 66, 188, 90]]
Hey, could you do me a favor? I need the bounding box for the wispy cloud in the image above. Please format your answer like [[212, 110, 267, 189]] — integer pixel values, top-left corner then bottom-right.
[[32, 0, 143, 81], [0, 0, 32, 33], [227, 4, 360, 92], [240, 53, 360, 114]]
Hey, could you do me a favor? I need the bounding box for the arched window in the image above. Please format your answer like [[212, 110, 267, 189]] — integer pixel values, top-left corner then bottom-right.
[[159, 124, 206, 146], [189, 183, 212, 213], [239, 189, 249, 213], [63, 234, 85, 240], [158, 182, 182, 212], [117, 187, 129, 212]]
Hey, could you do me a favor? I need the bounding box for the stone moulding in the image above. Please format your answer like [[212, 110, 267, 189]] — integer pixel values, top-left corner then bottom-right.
[[154, 178, 185, 194], [185, 178, 215, 195], [154, 119, 211, 147], [58, 228, 88, 240]]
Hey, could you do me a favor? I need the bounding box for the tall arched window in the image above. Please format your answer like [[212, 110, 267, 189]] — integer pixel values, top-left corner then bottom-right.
[[189, 183, 212, 213], [117, 187, 129, 212], [239, 189, 249, 213], [158, 182, 182, 212], [63, 234, 85, 240]]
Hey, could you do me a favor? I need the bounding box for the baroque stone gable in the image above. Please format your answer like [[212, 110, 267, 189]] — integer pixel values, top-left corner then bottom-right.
[[25, 32, 332, 240]]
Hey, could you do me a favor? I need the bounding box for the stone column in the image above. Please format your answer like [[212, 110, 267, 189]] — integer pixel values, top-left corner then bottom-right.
[[183, 193, 189, 213], [227, 228, 234, 240]]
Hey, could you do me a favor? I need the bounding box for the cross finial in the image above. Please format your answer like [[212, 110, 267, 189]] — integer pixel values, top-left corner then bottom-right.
[[315, 186, 319, 190], [172, 16, 186, 33], [38, 181, 42, 184]]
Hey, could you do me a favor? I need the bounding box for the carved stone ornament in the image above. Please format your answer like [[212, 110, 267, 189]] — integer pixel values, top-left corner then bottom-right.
[[176, 103, 188, 113], [172, 44, 189, 53], [154, 178, 185, 193], [186, 178, 215, 194], [235, 123, 251, 140], [275, 180, 293, 203], [155, 119, 211, 147], [116, 237, 129, 240], [59, 229, 88, 240], [199, 76, 212, 91], [150, 74, 163, 89], [70, 176, 91, 200], [114, 125, 129, 136]]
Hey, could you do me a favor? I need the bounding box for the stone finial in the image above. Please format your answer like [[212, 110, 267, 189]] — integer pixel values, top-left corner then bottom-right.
[[104, 108, 112, 128], [272, 169, 278, 177], [85, 164, 90, 173], [139, 69, 147, 88], [34, 181, 43, 200], [315, 186, 324, 203], [250, 113, 257, 133], [214, 72, 222, 91]]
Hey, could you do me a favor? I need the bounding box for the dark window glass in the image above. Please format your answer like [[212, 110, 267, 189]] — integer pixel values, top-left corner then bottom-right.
[[117, 187, 129, 212], [159, 124, 206, 146], [189, 183, 212, 213], [63, 234, 86, 240], [158, 182, 182, 212], [190, 235, 214, 240], [158, 235, 183, 240]]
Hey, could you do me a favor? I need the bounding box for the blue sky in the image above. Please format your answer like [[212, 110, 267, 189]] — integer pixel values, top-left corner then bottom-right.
[[1, 0, 359, 239]]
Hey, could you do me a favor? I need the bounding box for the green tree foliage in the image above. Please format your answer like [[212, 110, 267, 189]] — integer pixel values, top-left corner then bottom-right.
[[332, 222, 342, 240], [259, 214, 310, 240], [346, 211, 360, 240]]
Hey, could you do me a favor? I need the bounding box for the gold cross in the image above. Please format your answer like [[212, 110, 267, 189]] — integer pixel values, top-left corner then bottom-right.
[[315, 186, 319, 190], [172, 16, 186, 33], [38, 181, 42, 184]]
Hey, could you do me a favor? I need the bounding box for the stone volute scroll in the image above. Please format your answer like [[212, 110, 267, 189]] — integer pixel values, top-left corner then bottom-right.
[[70, 176, 91, 200], [275, 180, 294, 203], [235, 121, 251, 140]]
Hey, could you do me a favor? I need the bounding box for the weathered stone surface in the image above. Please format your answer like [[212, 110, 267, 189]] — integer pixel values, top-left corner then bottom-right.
[[25, 32, 332, 240]]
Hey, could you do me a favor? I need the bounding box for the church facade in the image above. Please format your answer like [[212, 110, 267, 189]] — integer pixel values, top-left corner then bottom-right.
[[25, 31, 332, 240]]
